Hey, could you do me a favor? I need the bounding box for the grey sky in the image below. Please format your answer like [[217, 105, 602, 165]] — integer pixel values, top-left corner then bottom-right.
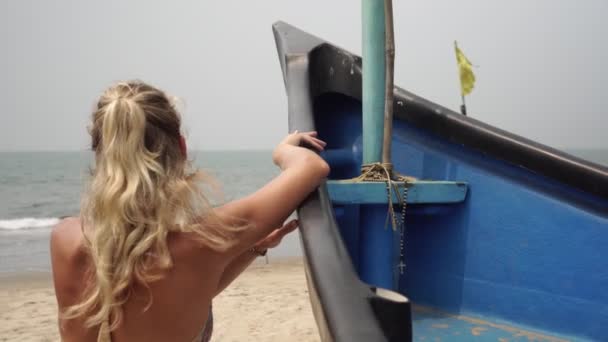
[[0, 0, 606, 151]]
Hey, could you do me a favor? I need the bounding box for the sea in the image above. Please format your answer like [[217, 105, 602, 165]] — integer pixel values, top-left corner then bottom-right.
[[0, 149, 606, 276], [0, 151, 301, 275]]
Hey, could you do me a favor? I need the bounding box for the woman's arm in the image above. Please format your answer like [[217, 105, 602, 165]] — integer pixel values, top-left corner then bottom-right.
[[213, 250, 258, 296], [214, 219, 299, 296], [215, 132, 328, 258]]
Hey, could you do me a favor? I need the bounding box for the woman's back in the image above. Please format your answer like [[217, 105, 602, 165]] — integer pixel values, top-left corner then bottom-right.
[[52, 218, 223, 342], [51, 81, 329, 342]]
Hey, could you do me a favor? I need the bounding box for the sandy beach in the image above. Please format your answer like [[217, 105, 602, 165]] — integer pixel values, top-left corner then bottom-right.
[[0, 258, 320, 342]]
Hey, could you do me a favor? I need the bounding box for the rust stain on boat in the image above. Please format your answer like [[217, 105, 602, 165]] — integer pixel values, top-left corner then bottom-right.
[[413, 305, 570, 342], [471, 327, 487, 336]]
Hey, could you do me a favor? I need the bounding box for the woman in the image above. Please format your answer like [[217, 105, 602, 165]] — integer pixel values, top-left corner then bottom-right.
[[50, 81, 329, 342]]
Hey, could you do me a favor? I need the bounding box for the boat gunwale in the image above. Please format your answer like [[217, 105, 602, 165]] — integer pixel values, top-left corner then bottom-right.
[[274, 21, 413, 342]]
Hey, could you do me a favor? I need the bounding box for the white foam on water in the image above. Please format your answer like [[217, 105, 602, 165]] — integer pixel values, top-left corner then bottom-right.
[[0, 217, 60, 230]]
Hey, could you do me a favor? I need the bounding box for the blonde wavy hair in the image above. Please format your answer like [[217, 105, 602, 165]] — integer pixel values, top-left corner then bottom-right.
[[63, 81, 241, 338]]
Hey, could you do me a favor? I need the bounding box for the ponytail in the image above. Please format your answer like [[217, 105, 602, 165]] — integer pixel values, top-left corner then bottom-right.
[[63, 81, 246, 339]]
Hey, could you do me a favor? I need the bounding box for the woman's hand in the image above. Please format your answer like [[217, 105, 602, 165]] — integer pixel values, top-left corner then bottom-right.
[[254, 219, 299, 251], [280, 131, 327, 151], [272, 131, 327, 169]]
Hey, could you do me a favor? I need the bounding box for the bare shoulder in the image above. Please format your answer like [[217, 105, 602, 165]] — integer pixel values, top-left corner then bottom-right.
[[50, 219, 98, 341], [51, 217, 84, 261], [50, 217, 88, 304]]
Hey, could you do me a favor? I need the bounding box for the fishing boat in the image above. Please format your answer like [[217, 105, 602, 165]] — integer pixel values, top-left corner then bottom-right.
[[272, 9, 608, 342]]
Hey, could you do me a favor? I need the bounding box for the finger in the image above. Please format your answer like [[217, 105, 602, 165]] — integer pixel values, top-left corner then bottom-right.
[[281, 219, 298, 229], [317, 141, 326, 151], [310, 141, 324, 151], [311, 137, 327, 146], [303, 131, 318, 137], [279, 221, 299, 236], [303, 137, 324, 151]]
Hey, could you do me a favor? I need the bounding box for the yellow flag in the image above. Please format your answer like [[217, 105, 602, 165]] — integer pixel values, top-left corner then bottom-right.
[[454, 42, 475, 96]]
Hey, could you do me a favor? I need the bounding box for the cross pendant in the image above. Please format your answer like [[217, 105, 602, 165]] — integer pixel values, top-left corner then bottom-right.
[[398, 261, 406, 274]]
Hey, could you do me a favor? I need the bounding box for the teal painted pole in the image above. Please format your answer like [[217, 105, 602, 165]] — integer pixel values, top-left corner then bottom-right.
[[360, 0, 395, 291], [362, 0, 386, 165]]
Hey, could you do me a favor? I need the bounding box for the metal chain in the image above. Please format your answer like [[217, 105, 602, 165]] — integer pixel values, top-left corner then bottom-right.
[[360, 163, 409, 275], [397, 178, 409, 275]]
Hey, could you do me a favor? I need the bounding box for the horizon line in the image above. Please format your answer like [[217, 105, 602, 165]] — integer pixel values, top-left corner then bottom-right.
[[0, 148, 275, 153], [1, 147, 607, 153]]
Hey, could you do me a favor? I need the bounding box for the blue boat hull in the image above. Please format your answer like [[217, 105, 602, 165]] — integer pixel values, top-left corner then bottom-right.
[[274, 22, 608, 341]]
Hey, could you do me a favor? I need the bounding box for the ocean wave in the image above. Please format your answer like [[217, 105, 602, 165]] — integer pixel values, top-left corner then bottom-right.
[[0, 217, 60, 230]]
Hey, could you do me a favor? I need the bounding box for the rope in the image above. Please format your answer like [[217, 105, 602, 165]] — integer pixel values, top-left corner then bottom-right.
[[352, 162, 414, 231]]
